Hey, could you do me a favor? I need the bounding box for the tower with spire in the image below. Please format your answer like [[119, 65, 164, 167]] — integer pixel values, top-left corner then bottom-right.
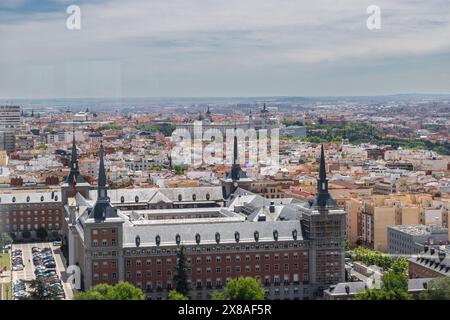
[[299, 144, 346, 297], [312, 144, 337, 209], [61, 129, 90, 205], [221, 128, 253, 200], [88, 142, 118, 221]]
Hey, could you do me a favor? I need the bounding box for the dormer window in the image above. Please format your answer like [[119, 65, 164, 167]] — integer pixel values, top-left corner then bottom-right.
[[178, 194, 182, 201], [254, 231, 259, 242], [155, 235, 161, 246], [206, 193, 210, 201], [292, 229, 298, 241], [215, 232, 220, 244], [273, 230, 278, 241], [234, 232, 240, 243], [192, 194, 196, 201], [175, 234, 181, 246], [135, 235, 141, 247], [195, 233, 201, 245], [121, 196, 125, 203], [40, 196, 44, 202], [26, 196, 30, 202], [54, 195, 58, 201], [12, 197, 16, 203], [135, 196, 139, 203]]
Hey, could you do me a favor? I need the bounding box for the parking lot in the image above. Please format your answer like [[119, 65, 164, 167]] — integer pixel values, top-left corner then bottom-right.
[[11, 242, 74, 300]]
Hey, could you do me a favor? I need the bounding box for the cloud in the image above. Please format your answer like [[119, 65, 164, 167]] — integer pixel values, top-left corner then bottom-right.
[[1, 0, 450, 98]]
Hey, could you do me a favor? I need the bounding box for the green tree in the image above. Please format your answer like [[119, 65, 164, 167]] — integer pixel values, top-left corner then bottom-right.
[[173, 164, 188, 175], [0, 232, 13, 250], [174, 245, 190, 296], [354, 258, 412, 300], [22, 278, 63, 300], [167, 290, 189, 300], [419, 277, 450, 300], [221, 277, 265, 300], [75, 281, 145, 300], [36, 227, 48, 241]]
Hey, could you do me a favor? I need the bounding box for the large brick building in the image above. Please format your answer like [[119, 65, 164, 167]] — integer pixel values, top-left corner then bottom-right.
[[62, 139, 346, 300]]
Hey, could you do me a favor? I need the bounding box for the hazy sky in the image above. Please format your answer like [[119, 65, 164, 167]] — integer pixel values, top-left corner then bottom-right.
[[1, 0, 450, 99]]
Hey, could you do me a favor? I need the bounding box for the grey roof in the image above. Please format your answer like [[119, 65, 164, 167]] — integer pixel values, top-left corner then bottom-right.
[[409, 247, 450, 275], [0, 191, 62, 204], [91, 186, 224, 204], [325, 282, 367, 295], [122, 219, 302, 247]]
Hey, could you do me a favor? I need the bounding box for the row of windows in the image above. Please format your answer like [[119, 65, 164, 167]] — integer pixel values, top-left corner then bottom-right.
[[0, 216, 59, 223], [125, 242, 307, 256], [126, 253, 307, 268], [92, 239, 117, 247], [0, 210, 60, 215], [92, 228, 116, 235], [6, 223, 60, 231]]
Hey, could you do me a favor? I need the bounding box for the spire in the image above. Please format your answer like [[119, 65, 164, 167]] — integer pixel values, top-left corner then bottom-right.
[[90, 141, 117, 221], [71, 128, 78, 170], [319, 144, 326, 181], [312, 144, 337, 209], [233, 127, 238, 166], [97, 141, 107, 199]]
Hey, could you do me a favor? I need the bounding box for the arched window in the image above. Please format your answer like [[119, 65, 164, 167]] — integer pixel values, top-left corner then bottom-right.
[[206, 193, 210, 201], [192, 194, 196, 201], [178, 194, 182, 201], [254, 231, 259, 242], [155, 235, 161, 246], [40, 196, 44, 202], [12, 197, 16, 203], [135, 195, 139, 203], [195, 233, 201, 245], [175, 234, 181, 245], [215, 232, 220, 244], [121, 196, 125, 203]]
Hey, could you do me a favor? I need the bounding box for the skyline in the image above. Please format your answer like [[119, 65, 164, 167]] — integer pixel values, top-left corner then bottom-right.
[[1, 0, 450, 99]]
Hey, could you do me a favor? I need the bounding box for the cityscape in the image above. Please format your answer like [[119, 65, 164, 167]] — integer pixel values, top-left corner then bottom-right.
[[0, 0, 449, 308]]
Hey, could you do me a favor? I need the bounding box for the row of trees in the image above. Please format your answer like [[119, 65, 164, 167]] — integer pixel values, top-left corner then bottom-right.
[[298, 122, 449, 155], [349, 246, 394, 271]]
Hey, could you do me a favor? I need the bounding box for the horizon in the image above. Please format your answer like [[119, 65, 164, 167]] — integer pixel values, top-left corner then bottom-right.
[[1, 1, 450, 98]]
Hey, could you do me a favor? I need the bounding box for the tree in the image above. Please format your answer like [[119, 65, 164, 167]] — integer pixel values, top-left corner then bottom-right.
[[22, 278, 62, 300], [174, 245, 190, 296], [419, 277, 450, 300], [0, 232, 13, 250], [36, 227, 48, 241], [218, 277, 265, 300], [75, 281, 145, 300], [354, 258, 412, 300], [167, 290, 188, 300]]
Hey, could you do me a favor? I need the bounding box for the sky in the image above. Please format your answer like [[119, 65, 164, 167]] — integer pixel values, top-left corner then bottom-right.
[[1, 0, 450, 99]]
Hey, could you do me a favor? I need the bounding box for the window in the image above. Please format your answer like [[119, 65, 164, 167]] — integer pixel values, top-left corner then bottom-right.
[[102, 239, 107, 247]]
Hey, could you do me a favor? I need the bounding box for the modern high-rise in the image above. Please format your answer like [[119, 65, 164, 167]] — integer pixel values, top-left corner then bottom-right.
[[0, 105, 21, 154]]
